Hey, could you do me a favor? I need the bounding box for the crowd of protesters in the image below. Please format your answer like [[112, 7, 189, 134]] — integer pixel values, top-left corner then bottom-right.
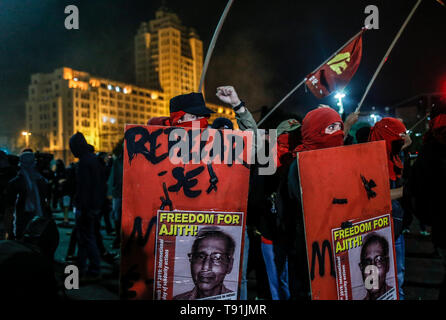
[[0, 85, 445, 300]]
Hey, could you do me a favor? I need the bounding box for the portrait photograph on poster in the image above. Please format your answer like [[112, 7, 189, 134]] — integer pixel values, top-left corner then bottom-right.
[[154, 210, 244, 300], [332, 214, 398, 300]]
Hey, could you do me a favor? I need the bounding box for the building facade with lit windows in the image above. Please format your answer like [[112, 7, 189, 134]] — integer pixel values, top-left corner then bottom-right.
[[25, 67, 236, 163], [25, 67, 167, 162], [25, 7, 236, 162]]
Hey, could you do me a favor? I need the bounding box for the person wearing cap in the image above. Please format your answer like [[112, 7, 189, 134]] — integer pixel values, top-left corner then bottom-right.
[[211, 117, 234, 130], [169, 92, 215, 128]]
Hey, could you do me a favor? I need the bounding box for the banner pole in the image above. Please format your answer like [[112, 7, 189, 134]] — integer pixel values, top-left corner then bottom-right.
[[258, 27, 366, 127], [198, 0, 235, 93], [355, 0, 423, 113]]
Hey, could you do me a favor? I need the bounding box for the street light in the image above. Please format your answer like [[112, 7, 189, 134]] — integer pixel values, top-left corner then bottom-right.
[[334, 92, 346, 115], [22, 131, 31, 148]]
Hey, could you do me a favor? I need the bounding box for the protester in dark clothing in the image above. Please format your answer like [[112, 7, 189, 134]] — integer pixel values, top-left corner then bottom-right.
[[410, 108, 446, 299], [52, 159, 67, 211], [69, 132, 106, 279], [369, 117, 409, 300], [258, 119, 301, 300], [5, 152, 50, 240], [109, 140, 124, 249], [0, 216, 59, 299], [97, 152, 114, 235]]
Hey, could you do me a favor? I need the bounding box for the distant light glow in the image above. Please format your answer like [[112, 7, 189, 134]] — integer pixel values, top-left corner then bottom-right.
[[110, 118, 116, 124], [369, 113, 381, 125], [102, 116, 108, 123], [334, 92, 346, 115], [115, 86, 120, 92], [107, 85, 113, 90], [73, 78, 78, 81]]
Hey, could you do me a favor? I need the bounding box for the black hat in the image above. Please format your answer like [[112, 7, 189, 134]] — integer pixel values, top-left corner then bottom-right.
[[211, 117, 234, 130], [170, 92, 215, 116]]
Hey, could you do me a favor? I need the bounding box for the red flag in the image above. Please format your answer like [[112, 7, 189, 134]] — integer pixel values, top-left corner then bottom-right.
[[305, 30, 364, 99], [437, 0, 445, 7]]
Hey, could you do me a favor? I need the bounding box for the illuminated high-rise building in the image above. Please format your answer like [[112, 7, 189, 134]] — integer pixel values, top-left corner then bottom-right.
[[24, 8, 235, 161], [135, 7, 203, 100]]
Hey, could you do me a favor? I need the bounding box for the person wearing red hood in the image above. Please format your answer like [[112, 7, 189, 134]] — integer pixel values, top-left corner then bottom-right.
[[369, 117, 410, 300], [283, 106, 353, 299], [410, 106, 446, 299]]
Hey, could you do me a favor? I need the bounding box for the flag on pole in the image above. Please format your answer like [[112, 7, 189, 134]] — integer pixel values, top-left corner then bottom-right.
[[305, 29, 365, 99], [436, 0, 445, 7]]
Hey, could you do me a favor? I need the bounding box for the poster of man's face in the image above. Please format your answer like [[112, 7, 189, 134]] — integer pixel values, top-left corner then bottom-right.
[[348, 230, 397, 300], [172, 226, 241, 300]]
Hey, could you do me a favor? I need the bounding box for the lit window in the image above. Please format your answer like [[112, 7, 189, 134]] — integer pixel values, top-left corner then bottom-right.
[[115, 86, 121, 92], [102, 116, 108, 123], [110, 118, 116, 124], [107, 85, 113, 90]]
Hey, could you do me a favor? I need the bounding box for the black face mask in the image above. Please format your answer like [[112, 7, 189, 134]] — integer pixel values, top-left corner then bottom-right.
[[391, 139, 404, 155]]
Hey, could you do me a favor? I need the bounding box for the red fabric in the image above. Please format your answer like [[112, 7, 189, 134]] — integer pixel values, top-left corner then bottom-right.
[[432, 114, 446, 129], [369, 118, 407, 181], [305, 29, 364, 99], [147, 117, 170, 126], [169, 111, 186, 126], [260, 236, 273, 245], [169, 110, 209, 128], [424, 113, 446, 144], [295, 107, 344, 153]]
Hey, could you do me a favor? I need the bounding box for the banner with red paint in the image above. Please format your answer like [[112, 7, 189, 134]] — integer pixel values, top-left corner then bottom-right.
[[296, 141, 399, 300], [121, 124, 251, 300]]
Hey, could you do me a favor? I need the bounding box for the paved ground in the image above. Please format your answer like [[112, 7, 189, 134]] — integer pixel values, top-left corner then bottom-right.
[[4, 210, 444, 300]]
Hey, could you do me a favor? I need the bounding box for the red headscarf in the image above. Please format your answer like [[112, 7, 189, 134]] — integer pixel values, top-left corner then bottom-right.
[[369, 118, 407, 181], [147, 117, 170, 126], [169, 110, 209, 128], [295, 107, 344, 153]]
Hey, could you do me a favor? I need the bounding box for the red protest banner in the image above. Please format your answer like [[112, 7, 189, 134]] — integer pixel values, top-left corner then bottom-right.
[[296, 141, 399, 300], [120, 124, 251, 300]]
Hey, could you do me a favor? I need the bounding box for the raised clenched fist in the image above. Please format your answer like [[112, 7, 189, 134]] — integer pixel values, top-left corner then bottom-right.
[[216, 86, 241, 107]]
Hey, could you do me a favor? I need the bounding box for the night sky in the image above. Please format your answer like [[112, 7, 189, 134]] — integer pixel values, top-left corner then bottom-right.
[[1, 0, 445, 137]]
